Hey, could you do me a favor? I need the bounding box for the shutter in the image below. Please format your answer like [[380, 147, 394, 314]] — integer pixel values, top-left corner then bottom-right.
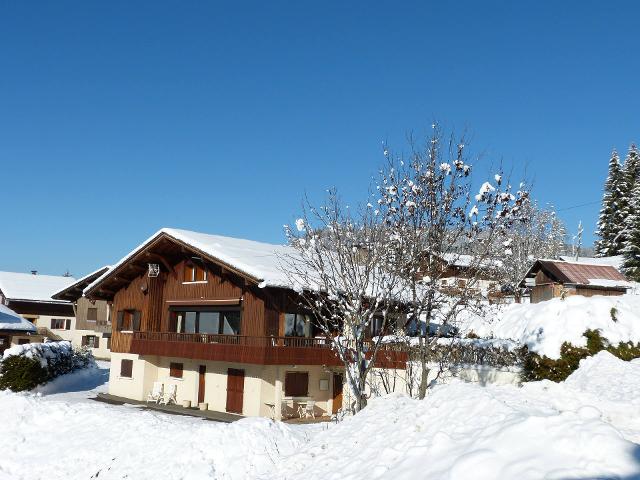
[[81, 336, 87, 346], [132, 311, 141, 331], [94, 336, 99, 348], [116, 311, 124, 331], [65, 319, 71, 330], [50, 319, 56, 329]]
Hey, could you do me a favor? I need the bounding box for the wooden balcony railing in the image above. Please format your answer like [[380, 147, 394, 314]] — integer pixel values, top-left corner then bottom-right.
[[121, 331, 407, 368]]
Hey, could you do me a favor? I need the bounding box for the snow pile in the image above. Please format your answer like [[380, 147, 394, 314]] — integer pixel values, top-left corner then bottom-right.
[[0, 303, 36, 332], [276, 353, 640, 480], [463, 294, 640, 359], [2, 340, 75, 365], [0, 391, 308, 480]]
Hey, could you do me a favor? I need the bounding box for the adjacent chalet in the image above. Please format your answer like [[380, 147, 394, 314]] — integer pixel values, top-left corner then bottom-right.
[[433, 253, 504, 303], [86, 228, 406, 419], [52, 266, 113, 359], [0, 271, 75, 344], [0, 303, 38, 354], [520, 259, 631, 304]]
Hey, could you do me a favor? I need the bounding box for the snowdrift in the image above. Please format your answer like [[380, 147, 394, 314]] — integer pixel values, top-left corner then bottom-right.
[[276, 351, 640, 480], [463, 294, 640, 359]]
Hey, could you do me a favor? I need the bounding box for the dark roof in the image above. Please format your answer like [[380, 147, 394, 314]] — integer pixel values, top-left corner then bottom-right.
[[520, 259, 629, 288]]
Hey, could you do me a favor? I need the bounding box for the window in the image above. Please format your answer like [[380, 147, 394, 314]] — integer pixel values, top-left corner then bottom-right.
[[169, 308, 241, 335], [169, 362, 183, 378], [370, 315, 384, 337], [285, 371, 309, 397], [18, 339, 30, 345], [183, 263, 207, 283], [116, 310, 141, 331], [87, 308, 98, 321], [120, 359, 133, 378], [82, 336, 100, 348], [51, 318, 65, 329], [285, 313, 315, 338]]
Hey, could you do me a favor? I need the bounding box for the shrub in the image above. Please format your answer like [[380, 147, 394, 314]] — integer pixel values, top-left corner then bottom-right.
[[0, 341, 95, 392], [522, 329, 640, 382], [0, 355, 49, 391]]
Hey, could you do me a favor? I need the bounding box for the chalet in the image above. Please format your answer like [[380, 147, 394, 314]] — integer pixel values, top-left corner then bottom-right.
[[430, 253, 504, 302], [520, 259, 631, 304], [0, 303, 38, 354], [0, 271, 75, 343], [52, 266, 113, 359], [85, 228, 406, 419]]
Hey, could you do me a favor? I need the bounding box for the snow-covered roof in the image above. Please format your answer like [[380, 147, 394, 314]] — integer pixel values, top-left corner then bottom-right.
[[559, 255, 624, 271], [52, 265, 111, 301], [520, 259, 629, 289], [0, 271, 76, 303], [85, 228, 297, 296], [440, 253, 502, 269], [0, 303, 36, 333]]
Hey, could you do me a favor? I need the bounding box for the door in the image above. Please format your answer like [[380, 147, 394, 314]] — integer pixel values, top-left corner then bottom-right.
[[226, 368, 245, 414], [332, 373, 343, 414], [198, 365, 206, 404]]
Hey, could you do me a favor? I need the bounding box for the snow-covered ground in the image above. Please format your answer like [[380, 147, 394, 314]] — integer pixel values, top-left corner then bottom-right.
[[463, 293, 640, 358], [1, 352, 640, 479]]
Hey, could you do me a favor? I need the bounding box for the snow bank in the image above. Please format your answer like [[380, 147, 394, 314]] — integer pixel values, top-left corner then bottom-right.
[[0, 392, 308, 480], [2, 340, 75, 365], [463, 294, 640, 359], [276, 352, 640, 480]]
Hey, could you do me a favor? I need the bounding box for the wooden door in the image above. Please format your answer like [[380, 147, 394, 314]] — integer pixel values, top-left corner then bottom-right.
[[332, 373, 343, 414], [226, 368, 245, 414], [198, 365, 206, 404]]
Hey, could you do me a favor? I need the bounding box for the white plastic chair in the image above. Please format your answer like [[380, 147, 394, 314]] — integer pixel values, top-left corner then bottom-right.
[[146, 382, 163, 403], [159, 383, 177, 405], [304, 400, 316, 419]]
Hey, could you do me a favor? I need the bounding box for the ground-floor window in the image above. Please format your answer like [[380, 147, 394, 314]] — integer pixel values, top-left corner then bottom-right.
[[285, 371, 309, 397], [120, 359, 133, 378], [18, 339, 30, 345], [50, 318, 66, 329], [169, 362, 183, 378], [169, 307, 241, 335], [82, 335, 99, 348]]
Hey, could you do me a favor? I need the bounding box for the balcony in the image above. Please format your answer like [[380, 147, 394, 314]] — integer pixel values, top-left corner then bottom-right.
[[122, 331, 407, 368]]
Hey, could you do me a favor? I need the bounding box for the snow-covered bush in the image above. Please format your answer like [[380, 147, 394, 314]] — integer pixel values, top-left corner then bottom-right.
[[0, 341, 95, 392], [522, 329, 640, 382]]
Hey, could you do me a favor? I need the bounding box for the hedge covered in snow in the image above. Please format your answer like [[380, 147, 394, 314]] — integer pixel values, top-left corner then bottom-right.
[[0, 341, 95, 391]]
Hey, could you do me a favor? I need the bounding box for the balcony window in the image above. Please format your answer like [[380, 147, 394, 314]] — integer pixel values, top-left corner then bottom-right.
[[170, 308, 241, 335], [284, 313, 312, 337], [116, 310, 141, 331]]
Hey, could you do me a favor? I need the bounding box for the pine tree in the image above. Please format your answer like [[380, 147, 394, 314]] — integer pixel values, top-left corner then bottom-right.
[[617, 144, 640, 250], [622, 178, 640, 280], [594, 150, 624, 256]]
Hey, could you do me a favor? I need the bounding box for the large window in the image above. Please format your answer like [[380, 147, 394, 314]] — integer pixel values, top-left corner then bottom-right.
[[169, 308, 241, 335], [183, 263, 207, 283], [51, 318, 66, 330], [284, 313, 313, 337], [285, 371, 309, 397]]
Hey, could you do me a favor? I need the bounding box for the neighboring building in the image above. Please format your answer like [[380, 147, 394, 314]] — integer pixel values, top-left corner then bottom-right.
[[558, 255, 624, 271], [0, 303, 41, 354], [85, 228, 406, 419], [52, 266, 113, 360], [431, 253, 504, 303], [520, 259, 631, 304], [0, 271, 76, 342]]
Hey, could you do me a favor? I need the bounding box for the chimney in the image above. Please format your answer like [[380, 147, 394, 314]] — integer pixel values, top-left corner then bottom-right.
[[31, 270, 37, 275]]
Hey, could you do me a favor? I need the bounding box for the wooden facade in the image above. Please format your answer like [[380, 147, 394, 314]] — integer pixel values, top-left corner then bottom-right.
[[89, 234, 407, 369]]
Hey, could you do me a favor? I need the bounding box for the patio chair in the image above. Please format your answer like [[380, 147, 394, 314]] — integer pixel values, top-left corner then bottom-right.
[[159, 383, 177, 405], [146, 382, 163, 403], [303, 400, 316, 419]]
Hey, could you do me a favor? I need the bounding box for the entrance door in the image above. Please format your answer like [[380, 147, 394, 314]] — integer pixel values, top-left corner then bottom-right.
[[198, 365, 206, 404], [226, 368, 245, 414], [332, 373, 343, 414]]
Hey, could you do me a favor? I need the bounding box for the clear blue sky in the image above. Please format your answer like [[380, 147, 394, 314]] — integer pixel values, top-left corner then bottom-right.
[[1, 1, 639, 277]]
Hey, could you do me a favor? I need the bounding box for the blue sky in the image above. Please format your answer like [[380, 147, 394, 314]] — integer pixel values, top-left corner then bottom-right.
[[1, 1, 639, 277]]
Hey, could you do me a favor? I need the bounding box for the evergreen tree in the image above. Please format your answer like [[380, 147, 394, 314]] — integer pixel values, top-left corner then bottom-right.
[[594, 150, 623, 256], [622, 178, 640, 280], [617, 145, 640, 250]]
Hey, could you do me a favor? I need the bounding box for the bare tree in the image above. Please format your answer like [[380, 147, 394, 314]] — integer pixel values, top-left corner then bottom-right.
[[281, 190, 404, 413], [376, 125, 529, 399]]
